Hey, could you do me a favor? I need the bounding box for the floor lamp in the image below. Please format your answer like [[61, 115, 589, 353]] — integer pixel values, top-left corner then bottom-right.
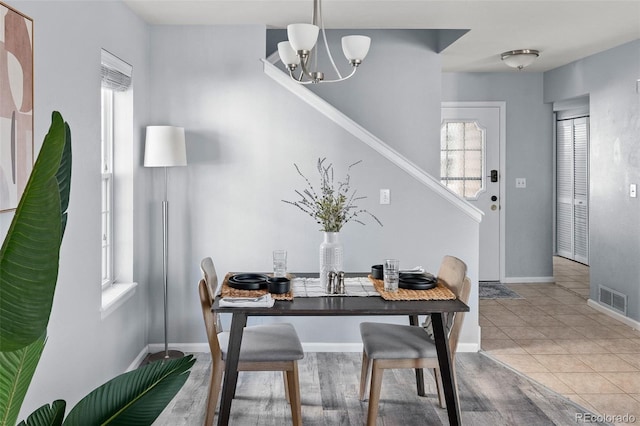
[[144, 125, 187, 362]]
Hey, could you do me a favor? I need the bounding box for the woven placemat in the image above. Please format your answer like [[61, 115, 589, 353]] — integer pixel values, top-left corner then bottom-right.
[[220, 273, 293, 301], [368, 275, 456, 301]]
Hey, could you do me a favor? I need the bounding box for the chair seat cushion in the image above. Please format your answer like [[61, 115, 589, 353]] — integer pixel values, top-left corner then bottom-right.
[[360, 322, 437, 360], [219, 323, 304, 362]]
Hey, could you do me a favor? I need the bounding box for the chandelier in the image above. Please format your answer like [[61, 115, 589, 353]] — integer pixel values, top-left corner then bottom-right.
[[277, 0, 371, 84]]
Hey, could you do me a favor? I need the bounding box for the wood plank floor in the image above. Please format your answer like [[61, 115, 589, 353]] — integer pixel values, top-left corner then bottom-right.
[[154, 352, 607, 425]]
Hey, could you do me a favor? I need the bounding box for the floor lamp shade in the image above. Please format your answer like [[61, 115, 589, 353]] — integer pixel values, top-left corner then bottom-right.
[[144, 126, 187, 167]]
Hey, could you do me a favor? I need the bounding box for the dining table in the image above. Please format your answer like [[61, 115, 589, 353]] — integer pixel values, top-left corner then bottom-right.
[[213, 272, 470, 426]]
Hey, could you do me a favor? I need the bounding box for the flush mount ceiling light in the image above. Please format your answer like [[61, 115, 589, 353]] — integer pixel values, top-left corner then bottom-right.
[[501, 49, 540, 70], [277, 0, 371, 84]]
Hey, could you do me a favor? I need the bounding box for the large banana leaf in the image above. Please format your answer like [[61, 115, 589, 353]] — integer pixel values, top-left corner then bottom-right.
[[0, 111, 192, 426], [0, 112, 71, 352], [62, 355, 195, 426], [0, 335, 46, 426], [17, 400, 65, 426]]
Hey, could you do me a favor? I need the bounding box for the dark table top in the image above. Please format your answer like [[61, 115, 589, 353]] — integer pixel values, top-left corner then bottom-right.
[[213, 272, 469, 316]]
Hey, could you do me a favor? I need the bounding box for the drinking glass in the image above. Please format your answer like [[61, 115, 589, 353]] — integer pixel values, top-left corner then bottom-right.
[[383, 259, 399, 292], [273, 250, 287, 277]]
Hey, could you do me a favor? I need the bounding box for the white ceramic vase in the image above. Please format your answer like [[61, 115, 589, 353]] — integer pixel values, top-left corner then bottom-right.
[[319, 231, 344, 291]]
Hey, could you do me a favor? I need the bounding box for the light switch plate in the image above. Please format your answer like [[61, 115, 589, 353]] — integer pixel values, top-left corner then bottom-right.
[[380, 189, 390, 204], [631, 184, 637, 198], [515, 178, 527, 189]]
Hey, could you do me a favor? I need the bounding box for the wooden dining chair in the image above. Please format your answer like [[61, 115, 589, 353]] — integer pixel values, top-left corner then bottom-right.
[[358, 256, 470, 426], [198, 259, 304, 426]]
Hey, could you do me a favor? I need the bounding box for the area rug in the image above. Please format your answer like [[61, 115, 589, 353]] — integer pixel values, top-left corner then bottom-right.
[[479, 281, 523, 299]]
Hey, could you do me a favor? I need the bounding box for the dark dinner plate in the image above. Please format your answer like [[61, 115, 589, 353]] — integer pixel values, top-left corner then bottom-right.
[[399, 273, 437, 290], [227, 273, 268, 290], [399, 272, 435, 281]]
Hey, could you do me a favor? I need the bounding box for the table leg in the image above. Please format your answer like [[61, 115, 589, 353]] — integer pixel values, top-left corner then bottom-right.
[[409, 315, 426, 397], [217, 312, 247, 426], [431, 312, 461, 426]]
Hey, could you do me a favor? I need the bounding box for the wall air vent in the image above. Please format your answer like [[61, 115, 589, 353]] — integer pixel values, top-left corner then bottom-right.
[[598, 285, 627, 315]]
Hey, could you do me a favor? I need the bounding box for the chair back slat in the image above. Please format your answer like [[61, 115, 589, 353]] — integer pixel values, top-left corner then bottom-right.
[[437, 255, 467, 296], [198, 278, 223, 359], [448, 276, 471, 355], [201, 257, 219, 300], [201, 257, 223, 332], [436, 256, 467, 334]]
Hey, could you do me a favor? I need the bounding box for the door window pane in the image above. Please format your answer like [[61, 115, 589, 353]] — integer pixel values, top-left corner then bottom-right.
[[440, 121, 485, 199]]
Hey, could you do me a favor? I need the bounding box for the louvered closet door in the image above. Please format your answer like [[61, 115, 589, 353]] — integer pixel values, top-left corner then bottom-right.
[[556, 120, 574, 259], [573, 117, 589, 263], [556, 117, 589, 264]]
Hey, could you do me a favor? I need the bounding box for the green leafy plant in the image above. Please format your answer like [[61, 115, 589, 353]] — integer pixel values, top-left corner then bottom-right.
[[0, 112, 193, 426], [283, 157, 382, 232]]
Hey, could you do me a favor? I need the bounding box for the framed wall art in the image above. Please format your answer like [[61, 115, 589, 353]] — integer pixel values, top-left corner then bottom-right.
[[0, 1, 33, 212]]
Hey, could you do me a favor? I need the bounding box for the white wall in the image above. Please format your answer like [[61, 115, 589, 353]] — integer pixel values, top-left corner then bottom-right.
[[544, 40, 640, 322], [146, 25, 480, 349], [301, 29, 444, 176], [442, 72, 554, 280], [0, 6, 483, 417], [2, 0, 151, 418]]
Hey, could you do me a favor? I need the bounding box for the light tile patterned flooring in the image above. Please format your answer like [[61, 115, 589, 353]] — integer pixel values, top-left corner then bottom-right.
[[480, 256, 640, 424]]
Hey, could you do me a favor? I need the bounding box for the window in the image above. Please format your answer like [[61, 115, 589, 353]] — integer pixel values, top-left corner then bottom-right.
[[100, 50, 133, 291], [440, 121, 485, 199], [101, 87, 114, 287]]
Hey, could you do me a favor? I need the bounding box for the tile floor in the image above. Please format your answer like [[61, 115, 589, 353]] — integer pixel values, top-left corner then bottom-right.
[[480, 256, 640, 424]]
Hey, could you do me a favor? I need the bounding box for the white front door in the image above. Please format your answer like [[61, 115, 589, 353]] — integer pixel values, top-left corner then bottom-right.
[[441, 103, 504, 281]]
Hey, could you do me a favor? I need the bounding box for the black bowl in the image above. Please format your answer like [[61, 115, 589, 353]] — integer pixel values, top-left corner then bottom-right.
[[267, 276, 290, 294], [228, 273, 268, 290], [371, 264, 383, 280]]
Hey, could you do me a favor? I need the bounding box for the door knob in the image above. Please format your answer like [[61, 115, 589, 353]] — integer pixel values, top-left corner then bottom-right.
[[491, 195, 498, 202], [491, 205, 498, 211]]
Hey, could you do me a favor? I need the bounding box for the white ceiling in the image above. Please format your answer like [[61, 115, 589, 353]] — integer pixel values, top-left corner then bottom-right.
[[122, 0, 640, 72]]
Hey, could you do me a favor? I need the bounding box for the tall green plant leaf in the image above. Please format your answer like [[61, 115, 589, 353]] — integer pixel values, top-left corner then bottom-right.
[[55, 124, 72, 237], [17, 400, 65, 426], [0, 334, 46, 426], [0, 112, 71, 352], [62, 356, 195, 426]]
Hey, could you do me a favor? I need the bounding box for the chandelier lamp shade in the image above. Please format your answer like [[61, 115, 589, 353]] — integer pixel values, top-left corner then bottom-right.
[[277, 0, 371, 84], [501, 49, 540, 70], [144, 125, 187, 362]]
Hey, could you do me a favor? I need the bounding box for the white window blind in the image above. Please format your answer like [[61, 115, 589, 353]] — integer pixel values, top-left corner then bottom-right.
[[101, 50, 132, 92]]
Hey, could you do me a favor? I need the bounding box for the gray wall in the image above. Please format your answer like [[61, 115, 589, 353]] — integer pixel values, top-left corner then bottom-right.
[[1, 0, 151, 417], [300, 29, 444, 176], [0, 5, 484, 416], [545, 40, 640, 322], [147, 25, 480, 347], [442, 72, 555, 279]]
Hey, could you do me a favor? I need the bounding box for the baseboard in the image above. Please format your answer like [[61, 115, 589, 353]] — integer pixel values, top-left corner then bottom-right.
[[128, 344, 209, 371], [148, 342, 364, 354], [456, 343, 480, 353], [148, 341, 480, 355], [587, 299, 640, 330], [503, 276, 555, 284], [302, 342, 363, 352], [148, 343, 210, 355], [127, 345, 150, 371]]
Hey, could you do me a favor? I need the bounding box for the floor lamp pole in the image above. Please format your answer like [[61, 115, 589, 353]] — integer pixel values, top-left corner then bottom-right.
[[149, 167, 184, 362], [162, 196, 168, 357]]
